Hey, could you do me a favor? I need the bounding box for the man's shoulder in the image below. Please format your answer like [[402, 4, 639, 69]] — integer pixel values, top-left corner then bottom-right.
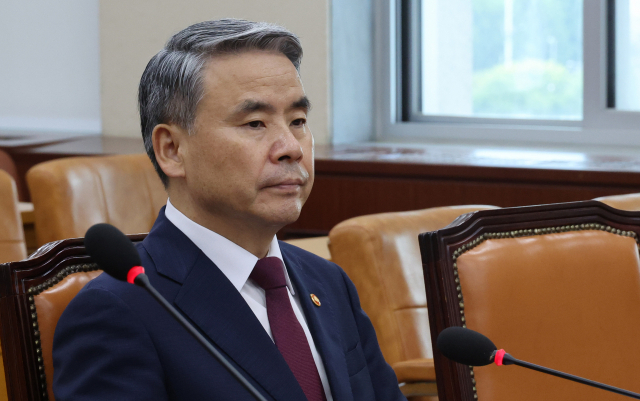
[[278, 240, 341, 273], [279, 240, 351, 292], [70, 242, 164, 307], [80, 270, 131, 297], [69, 268, 148, 311], [279, 240, 330, 261]]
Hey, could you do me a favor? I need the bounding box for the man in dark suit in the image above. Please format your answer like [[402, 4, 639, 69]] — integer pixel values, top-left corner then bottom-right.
[[53, 19, 406, 401]]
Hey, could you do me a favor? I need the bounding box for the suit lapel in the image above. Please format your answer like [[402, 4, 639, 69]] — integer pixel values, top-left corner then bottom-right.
[[282, 248, 353, 401], [173, 254, 307, 401], [143, 210, 307, 401]]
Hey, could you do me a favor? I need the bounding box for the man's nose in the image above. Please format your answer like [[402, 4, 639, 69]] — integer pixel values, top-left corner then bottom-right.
[[270, 126, 304, 163]]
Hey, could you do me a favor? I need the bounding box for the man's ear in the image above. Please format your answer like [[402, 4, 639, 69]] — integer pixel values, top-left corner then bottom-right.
[[152, 124, 187, 180]]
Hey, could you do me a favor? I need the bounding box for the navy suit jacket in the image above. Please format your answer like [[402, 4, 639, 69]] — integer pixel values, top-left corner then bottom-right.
[[53, 209, 406, 400]]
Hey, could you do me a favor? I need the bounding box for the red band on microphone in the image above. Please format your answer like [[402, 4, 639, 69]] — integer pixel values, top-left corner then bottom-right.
[[127, 266, 145, 284], [494, 349, 506, 366]]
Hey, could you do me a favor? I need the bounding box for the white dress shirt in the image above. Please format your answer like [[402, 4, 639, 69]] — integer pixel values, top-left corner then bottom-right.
[[165, 200, 333, 400]]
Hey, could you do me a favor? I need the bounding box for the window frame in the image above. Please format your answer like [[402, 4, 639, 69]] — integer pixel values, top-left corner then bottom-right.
[[374, 0, 640, 148]]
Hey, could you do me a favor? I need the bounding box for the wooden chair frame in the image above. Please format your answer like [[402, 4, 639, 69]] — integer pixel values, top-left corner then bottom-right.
[[0, 235, 145, 401], [419, 200, 640, 401]]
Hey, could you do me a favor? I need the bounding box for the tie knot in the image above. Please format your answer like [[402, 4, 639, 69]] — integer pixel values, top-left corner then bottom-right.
[[250, 257, 287, 290]]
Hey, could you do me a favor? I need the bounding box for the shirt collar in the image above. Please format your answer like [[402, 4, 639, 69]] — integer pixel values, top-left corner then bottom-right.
[[164, 199, 295, 295]]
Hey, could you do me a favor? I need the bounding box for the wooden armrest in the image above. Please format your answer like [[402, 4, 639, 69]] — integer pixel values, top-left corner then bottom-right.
[[392, 358, 436, 383]]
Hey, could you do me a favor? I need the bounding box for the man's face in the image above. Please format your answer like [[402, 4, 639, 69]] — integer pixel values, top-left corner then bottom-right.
[[178, 50, 314, 231]]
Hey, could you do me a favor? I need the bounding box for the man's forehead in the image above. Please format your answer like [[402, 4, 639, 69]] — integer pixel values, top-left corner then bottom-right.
[[197, 53, 306, 115], [203, 51, 302, 87]]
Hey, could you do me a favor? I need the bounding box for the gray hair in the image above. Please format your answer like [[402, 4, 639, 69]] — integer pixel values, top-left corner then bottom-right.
[[138, 19, 303, 186]]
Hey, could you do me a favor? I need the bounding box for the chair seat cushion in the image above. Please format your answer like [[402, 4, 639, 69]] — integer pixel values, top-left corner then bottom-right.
[[392, 358, 436, 383]]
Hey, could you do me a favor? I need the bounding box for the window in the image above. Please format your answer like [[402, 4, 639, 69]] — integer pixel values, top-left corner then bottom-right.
[[420, 0, 582, 121], [375, 0, 640, 147], [615, 0, 640, 111]]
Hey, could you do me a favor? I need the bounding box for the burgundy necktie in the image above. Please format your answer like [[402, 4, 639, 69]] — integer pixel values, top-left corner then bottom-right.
[[250, 257, 327, 401]]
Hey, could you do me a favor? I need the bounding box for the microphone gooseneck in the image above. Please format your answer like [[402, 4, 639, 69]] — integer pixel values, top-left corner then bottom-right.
[[83, 223, 268, 401], [436, 326, 640, 399]]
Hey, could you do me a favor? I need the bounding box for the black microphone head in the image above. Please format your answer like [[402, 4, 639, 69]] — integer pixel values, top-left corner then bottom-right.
[[437, 326, 497, 366], [84, 223, 141, 282]]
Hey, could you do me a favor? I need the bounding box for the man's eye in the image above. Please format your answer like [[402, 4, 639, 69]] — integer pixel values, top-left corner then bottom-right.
[[247, 121, 264, 128], [291, 118, 306, 127]]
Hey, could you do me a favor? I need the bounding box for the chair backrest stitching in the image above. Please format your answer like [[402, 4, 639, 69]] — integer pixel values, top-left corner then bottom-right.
[[450, 223, 638, 400], [29, 263, 100, 401]]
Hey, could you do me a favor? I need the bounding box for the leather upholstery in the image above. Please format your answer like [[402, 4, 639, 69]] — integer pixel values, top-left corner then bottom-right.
[[27, 154, 166, 246], [0, 169, 27, 263], [328, 205, 498, 385], [595, 193, 640, 211], [0, 170, 20, 401], [392, 358, 436, 383], [457, 230, 640, 401], [35, 270, 103, 401], [283, 237, 330, 260], [0, 148, 19, 185], [0, 148, 27, 201]]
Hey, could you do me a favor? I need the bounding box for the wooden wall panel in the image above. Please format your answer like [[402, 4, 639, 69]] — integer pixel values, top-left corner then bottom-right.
[[285, 174, 640, 235], [6, 138, 640, 238], [281, 143, 640, 237]]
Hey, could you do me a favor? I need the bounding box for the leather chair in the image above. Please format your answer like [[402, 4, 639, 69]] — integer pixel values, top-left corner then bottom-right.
[[328, 205, 498, 399], [420, 201, 640, 401], [284, 237, 331, 260], [0, 169, 27, 401], [26, 154, 166, 246], [594, 193, 640, 211], [0, 148, 28, 202], [0, 235, 145, 401], [0, 149, 19, 187], [0, 169, 27, 264]]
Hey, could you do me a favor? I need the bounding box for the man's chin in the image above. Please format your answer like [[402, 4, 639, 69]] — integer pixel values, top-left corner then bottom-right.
[[250, 197, 306, 229], [272, 212, 302, 228], [261, 207, 303, 230]]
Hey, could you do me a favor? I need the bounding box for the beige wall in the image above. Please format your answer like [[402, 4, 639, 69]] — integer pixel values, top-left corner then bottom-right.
[[99, 0, 331, 144]]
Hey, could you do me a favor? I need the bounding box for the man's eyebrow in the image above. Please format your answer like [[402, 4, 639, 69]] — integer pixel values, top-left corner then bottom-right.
[[230, 96, 311, 118], [290, 96, 311, 112], [233, 100, 276, 115]]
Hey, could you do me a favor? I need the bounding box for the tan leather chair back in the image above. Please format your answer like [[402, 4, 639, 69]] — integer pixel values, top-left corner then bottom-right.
[[284, 237, 331, 260], [420, 201, 640, 401], [0, 169, 27, 263], [328, 205, 498, 368], [27, 154, 166, 246], [0, 235, 144, 401], [0, 149, 19, 185], [595, 193, 640, 211], [458, 229, 640, 401], [34, 269, 102, 401], [0, 169, 27, 401]]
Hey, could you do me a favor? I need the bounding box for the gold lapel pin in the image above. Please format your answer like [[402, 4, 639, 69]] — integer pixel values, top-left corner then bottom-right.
[[310, 293, 321, 307]]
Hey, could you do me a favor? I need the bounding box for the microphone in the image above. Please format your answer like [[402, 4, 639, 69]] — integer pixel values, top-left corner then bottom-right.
[[437, 326, 640, 400], [84, 223, 268, 401], [436, 326, 497, 367]]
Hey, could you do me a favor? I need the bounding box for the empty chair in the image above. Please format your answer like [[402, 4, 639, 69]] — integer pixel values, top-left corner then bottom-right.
[[0, 169, 26, 401], [26, 154, 166, 246], [420, 201, 640, 401], [0, 169, 27, 263], [0, 234, 145, 401], [0, 149, 19, 187], [328, 205, 498, 398], [284, 236, 331, 260], [595, 193, 640, 211]]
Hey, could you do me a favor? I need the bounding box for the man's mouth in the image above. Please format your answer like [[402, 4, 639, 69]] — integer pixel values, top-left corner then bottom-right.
[[264, 178, 306, 190]]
